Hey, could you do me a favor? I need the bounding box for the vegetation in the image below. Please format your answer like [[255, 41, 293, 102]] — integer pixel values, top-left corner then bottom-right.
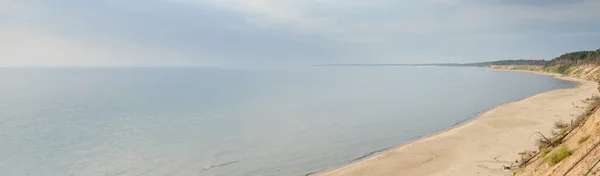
[[487, 60, 549, 66], [547, 146, 571, 165], [537, 138, 550, 150], [534, 96, 600, 165], [490, 49, 599, 67], [349, 49, 599, 70], [557, 64, 572, 74], [550, 49, 600, 74], [486, 49, 600, 79], [554, 120, 569, 129], [462, 60, 548, 67], [512, 90, 600, 173], [578, 135, 590, 144], [540, 147, 552, 158], [588, 96, 600, 108], [551, 49, 600, 65]]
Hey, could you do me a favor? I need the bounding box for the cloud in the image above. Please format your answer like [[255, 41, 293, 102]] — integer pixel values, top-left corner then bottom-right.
[[1, 0, 599, 66], [191, 0, 600, 39], [2, 0, 345, 66], [473, 0, 585, 6], [0, 27, 201, 67]]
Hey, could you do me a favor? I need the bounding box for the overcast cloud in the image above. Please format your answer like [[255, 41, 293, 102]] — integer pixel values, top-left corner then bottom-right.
[[1, 0, 599, 67]]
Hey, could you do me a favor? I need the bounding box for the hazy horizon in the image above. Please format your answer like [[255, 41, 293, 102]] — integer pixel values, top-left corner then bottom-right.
[[2, 0, 600, 67]]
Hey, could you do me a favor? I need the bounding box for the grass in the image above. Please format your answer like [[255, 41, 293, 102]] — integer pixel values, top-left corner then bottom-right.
[[540, 148, 552, 158], [547, 146, 571, 165], [578, 135, 591, 144], [530, 95, 600, 166], [572, 96, 600, 128], [558, 128, 568, 137], [574, 115, 590, 126]]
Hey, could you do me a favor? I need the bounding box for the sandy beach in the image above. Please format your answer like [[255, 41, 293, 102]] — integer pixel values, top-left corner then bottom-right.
[[319, 70, 599, 176]]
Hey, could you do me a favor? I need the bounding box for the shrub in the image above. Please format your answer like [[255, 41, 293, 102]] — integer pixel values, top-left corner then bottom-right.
[[578, 135, 590, 144], [537, 138, 551, 150], [574, 115, 589, 126], [557, 64, 572, 74], [554, 120, 569, 129], [547, 146, 571, 165], [590, 96, 600, 108]]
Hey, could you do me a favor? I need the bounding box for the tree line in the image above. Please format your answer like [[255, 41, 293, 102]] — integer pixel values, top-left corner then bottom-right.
[[550, 49, 600, 65], [483, 48, 600, 66]]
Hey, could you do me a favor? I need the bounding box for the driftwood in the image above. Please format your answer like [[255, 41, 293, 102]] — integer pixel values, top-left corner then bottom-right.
[[532, 118, 578, 149], [529, 131, 550, 143], [504, 150, 539, 170], [510, 98, 600, 173], [519, 151, 539, 168], [532, 132, 550, 143], [531, 132, 553, 148]]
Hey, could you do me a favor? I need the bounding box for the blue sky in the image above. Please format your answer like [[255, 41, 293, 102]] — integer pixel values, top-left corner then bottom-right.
[[1, 0, 599, 67]]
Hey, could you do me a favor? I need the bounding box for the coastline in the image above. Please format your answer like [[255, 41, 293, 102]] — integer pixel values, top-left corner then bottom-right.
[[319, 68, 598, 176]]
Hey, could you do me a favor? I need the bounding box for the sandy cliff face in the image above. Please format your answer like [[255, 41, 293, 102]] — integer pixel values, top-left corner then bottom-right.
[[490, 64, 600, 82], [516, 104, 600, 176], [491, 64, 600, 176], [489, 65, 545, 72], [562, 64, 600, 82], [491, 64, 600, 93]]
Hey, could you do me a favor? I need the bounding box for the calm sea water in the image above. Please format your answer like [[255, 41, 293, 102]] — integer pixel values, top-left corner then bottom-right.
[[0, 67, 575, 176]]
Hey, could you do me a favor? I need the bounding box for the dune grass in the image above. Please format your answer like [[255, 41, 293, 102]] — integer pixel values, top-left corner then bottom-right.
[[547, 146, 571, 165], [578, 135, 591, 144], [540, 148, 552, 158]]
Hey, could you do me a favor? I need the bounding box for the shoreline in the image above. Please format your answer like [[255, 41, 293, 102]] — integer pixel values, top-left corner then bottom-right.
[[319, 68, 598, 176]]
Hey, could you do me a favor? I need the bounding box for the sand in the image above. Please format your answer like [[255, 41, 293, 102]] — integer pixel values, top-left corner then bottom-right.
[[319, 70, 599, 176]]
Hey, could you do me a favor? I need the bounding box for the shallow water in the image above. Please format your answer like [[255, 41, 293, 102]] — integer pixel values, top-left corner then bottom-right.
[[0, 67, 575, 176]]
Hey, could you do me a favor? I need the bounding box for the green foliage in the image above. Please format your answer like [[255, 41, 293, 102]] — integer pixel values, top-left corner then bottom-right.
[[559, 128, 568, 136], [540, 148, 552, 158], [547, 146, 571, 165], [490, 60, 549, 66], [552, 135, 564, 145], [551, 49, 600, 65], [485, 49, 600, 70], [456, 60, 549, 67], [578, 135, 590, 144], [557, 64, 572, 74]]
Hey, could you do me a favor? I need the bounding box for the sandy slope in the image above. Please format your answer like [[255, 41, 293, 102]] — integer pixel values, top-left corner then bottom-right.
[[319, 70, 598, 176]]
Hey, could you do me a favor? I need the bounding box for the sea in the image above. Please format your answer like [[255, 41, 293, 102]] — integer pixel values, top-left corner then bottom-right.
[[0, 66, 576, 176]]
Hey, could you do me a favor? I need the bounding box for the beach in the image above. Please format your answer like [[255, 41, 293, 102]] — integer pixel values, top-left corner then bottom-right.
[[319, 70, 599, 176]]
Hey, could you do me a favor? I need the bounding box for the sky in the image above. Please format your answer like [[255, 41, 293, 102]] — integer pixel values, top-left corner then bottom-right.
[[1, 0, 600, 67]]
